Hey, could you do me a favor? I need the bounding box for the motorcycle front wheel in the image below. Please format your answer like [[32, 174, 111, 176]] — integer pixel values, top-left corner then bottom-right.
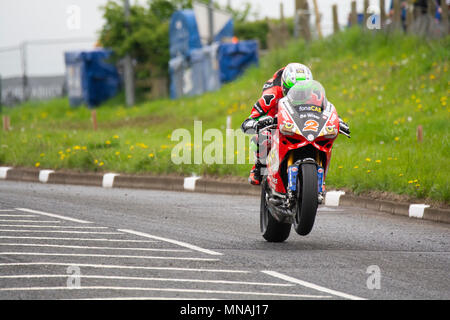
[[293, 163, 318, 236], [260, 179, 291, 242]]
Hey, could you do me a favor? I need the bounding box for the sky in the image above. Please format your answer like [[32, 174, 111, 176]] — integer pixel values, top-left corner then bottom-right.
[[0, 0, 373, 78]]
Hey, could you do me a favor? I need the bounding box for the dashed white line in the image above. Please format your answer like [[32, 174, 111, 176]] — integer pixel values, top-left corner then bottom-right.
[[0, 230, 122, 234], [0, 220, 61, 223], [0, 252, 220, 261], [0, 262, 250, 273], [15, 208, 92, 224], [0, 286, 331, 298], [0, 215, 37, 217], [119, 229, 222, 256], [0, 225, 108, 229], [0, 243, 190, 252], [261, 270, 366, 300], [0, 236, 158, 242]]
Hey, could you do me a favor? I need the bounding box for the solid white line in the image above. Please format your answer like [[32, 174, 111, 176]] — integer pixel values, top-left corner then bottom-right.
[[0, 230, 122, 234], [261, 270, 366, 300], [0, 252, 219, 261], [0, 243, 190, 252], [0, 274, 293, 287], [0, 286, 331, 298], [119, 229, 222, 256], [0, 219, 61, 223], [0, 225, 108, 229], [15, 208, 92, 224], [0, 236, 158, 243], [77, 297, 220, 301], [0, 262, 250, 273], [0, 210, 17, 212]]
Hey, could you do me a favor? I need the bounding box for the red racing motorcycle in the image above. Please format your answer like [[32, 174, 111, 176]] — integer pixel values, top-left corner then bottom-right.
[[258, 80, 350, 242]]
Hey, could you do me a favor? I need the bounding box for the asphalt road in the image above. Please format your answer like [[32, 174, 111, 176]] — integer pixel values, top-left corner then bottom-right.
[[0, 180, 448, 300]]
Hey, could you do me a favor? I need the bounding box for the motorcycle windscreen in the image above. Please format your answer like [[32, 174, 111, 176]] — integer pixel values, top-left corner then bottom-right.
[[285, 81, 328, 140]]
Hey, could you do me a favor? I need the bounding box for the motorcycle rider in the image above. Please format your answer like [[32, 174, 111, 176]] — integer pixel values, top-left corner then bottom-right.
[[241, 63, 350, 185]]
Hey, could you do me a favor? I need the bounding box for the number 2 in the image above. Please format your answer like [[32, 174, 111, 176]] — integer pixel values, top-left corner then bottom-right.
[[303, 120, 319, 132]]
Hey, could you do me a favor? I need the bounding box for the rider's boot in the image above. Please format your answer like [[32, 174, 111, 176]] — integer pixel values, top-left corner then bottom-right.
[[248, 163, 262, 186]]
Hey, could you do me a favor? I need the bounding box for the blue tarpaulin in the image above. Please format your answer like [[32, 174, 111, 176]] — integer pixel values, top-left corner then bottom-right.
[[169, 10, 203, 59], [64, 49, 120, 108], [217, 40, 259, 83]]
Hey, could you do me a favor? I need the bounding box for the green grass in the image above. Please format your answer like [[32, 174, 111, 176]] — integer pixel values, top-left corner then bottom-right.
[[0, 28, 449, 202]]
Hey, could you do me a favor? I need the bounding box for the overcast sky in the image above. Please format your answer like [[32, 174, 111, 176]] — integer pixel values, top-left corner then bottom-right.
[[0, 0, 373, 78]]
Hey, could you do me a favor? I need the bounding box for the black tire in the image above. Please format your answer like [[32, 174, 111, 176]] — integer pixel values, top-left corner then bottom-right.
[[293, 163, 318, 236], [260, 179, 291, 242]]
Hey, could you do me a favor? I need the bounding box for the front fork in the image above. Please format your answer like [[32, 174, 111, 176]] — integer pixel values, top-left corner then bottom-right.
[[286, 152, 325, 206]]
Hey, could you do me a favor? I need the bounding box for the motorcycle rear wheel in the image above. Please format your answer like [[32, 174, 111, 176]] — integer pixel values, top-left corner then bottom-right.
[[260, 179, 291, 242], [293, 163, 318, 236]]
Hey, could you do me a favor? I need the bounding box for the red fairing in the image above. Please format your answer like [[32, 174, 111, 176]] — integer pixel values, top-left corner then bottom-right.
[[266, 102, 340, 194], [249, 68, 285, 119]]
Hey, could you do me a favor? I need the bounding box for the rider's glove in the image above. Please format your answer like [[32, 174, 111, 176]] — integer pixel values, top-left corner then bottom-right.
[[256, 116, 274, 130]]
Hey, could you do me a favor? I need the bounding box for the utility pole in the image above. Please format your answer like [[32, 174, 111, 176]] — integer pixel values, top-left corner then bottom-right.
[[208, 0, 214, 44], [123, 0, 135, 107], [20, 41, 28, 102]]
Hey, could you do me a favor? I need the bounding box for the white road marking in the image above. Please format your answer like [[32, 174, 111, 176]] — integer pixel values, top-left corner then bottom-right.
[[119, 229, 222, 256], [317, 207, 344, 212], [0, 274, 294, 287], [0, 286, 331, 298], [261, 270, 366, 300], [15, 208, 92, 224], [0, 252, 220, 261], [0, 225, 108, 229], [0, 219, 61, 223], [77, 297, 219, 300], [0, 210, 21, 212], [0, 236, 158, 243], [0, 262, 251, 273], [0, 243, 190, 252], [0, 230, 122, 234]]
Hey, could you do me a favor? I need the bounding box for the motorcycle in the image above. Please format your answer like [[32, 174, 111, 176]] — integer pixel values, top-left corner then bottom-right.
[[258, 80, 350, 242]]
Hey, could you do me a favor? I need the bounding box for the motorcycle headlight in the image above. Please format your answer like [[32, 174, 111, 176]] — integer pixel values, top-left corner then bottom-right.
[[321, 125, 338, 139], [280, 122, 296, 136]]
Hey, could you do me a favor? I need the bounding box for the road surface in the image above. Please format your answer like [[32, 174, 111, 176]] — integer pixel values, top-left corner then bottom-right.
[[0, 180, 448, 300]]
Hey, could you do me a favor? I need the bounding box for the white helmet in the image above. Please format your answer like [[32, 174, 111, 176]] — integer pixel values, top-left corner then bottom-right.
[[281, 63, 313, 96]]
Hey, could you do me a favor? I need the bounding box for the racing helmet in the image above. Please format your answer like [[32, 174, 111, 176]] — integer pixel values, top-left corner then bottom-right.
[[281, 63, 313, 96]]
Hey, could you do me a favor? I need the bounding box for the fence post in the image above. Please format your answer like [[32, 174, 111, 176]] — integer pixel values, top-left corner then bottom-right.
[[363, 0, 370, 29], [91, 110, 98, 131], [380, 0, 386, 27], [299, 0, 311, 42], [351, 1, 358, 27], [406, 0, 414, 33], [416, 125, 423, 143], [312, 0, 323, 39], [393, 0, 402, 30], [442, 0, 449, 35], [332, 4, 340, 34]]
